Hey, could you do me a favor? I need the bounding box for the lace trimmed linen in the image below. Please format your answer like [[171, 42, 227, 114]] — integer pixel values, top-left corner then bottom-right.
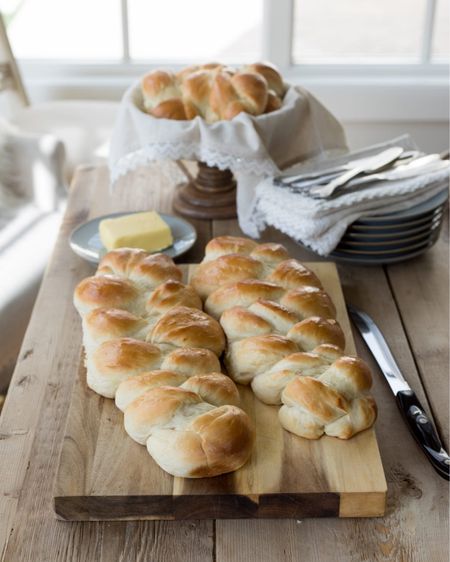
[[109, 78, 347, 235]]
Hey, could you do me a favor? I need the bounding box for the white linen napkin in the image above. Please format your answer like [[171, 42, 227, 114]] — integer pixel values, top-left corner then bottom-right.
[[251, 137, 449, 256], [109, 79, 347, 225]]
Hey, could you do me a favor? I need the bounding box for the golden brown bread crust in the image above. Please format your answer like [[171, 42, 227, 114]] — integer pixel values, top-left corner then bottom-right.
[[319, 356, 373, 397], [280, 375, 377, 440], [220, 306, 273, 341], [150, 98, 198, 121], [150, 306, 225, 356], [204, 235, 258, 260], [140, 61, 285, 123], [191, 255, 264, 299], [145, 280, 202, 316], [264, 91, 282, 113], [97, 249, 182, 287], [124, 385, 254, 477], [160, 347, 221, 376], [87, 337, 162, 398], [280, 287, 336, 320], [181, 373, 240, 407], [74, 276, 138, 315], [115, 370, 188, 411], [205, 280, 284, 318], [249, 243, 290, 266], [286, 317, 345, 351], [141, 70, 179, 109], [226, 335, 299, 384], [84, 308, 148, 342], [115, 370, 239, 412], [267, 259, 323, 290], [124, 386, 203, 444], [146, 404, 255, 478], [213, 72, 268, 120], [243, 62, 286, 97], [93, 338, 162, 374]]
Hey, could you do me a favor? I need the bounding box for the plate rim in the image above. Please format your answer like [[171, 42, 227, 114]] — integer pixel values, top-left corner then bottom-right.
[[338, 226, 441, 248], [343, 219, 441, 240], [350, 210, 443, 231], [330, 241, 436, 265], [354, 188, 448, 224], [332, 237, 437, 256]]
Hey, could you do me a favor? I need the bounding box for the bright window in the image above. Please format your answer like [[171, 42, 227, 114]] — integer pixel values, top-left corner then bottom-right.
[[128, 0, 262, 63], [3, 0, 122, 60], [292, 0, 427, 62], [1, 0, 448, 66]]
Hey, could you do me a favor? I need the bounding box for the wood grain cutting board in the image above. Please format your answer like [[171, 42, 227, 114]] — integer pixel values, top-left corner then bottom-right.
[[54, 262, 387, 521]]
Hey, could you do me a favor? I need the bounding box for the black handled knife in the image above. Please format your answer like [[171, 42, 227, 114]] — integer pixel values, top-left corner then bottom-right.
[[348, 304, 450, 481]]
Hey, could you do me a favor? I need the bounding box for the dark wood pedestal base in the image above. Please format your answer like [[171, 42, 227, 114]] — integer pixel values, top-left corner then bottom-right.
[[173, 161, 237, 220]]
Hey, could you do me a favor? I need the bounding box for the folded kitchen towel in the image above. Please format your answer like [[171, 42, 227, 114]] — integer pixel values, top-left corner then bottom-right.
[[251, 137, 450, 256]]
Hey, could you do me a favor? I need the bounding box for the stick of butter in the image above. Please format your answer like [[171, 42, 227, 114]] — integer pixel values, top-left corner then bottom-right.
[[99, 211, 173, 252]]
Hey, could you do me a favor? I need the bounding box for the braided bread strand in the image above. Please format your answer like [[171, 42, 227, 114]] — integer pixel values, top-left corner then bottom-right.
[[74, 248, 254, 477]]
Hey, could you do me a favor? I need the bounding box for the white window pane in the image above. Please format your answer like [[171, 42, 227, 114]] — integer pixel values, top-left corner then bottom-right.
[[432, 0, 450, 60], [128, 0, 262, 63], [293, 0, 427, 63], [2, 0, 122, 60]]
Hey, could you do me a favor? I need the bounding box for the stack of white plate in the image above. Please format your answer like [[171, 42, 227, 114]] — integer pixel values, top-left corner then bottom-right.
[[330, 188, 448, 265]]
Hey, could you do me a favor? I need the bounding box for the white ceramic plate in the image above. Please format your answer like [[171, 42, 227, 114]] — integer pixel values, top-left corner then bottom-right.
[[70, 212, 197, 264], [343, 218, 440, 240], [354, 188, 448, 225], [329, 241, 437, 266]]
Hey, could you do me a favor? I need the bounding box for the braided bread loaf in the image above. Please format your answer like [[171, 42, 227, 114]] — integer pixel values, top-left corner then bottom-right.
[[191, 236, 377, 440], [141, 61, 286, 123], [74, 248, 254, 477]]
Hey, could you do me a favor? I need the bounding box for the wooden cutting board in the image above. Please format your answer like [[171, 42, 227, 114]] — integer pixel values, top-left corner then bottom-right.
[[53, 262, 387, 521]]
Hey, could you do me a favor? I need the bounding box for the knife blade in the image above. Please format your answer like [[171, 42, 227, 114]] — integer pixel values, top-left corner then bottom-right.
[[309, 147, 405, 198], [274, 148, 418, 186], [347, 304, 450, 481]]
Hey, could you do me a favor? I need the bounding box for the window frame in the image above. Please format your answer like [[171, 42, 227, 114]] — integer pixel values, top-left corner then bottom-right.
[[10, 0, 449, 121]]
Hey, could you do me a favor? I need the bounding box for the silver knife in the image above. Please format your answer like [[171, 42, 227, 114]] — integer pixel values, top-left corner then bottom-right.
[[348, 304, 450, 481], [274, 148, 415, 185]]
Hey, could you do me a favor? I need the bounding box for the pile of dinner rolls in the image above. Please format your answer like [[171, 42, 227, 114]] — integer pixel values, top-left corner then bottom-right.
[[140, 62, 286, 123]]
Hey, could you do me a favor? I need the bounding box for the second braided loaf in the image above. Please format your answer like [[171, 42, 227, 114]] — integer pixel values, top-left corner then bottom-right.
[[191, 236, 377, 440]]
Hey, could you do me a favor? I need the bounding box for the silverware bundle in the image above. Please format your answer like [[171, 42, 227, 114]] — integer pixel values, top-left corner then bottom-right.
[[275, 147, 450, 199]]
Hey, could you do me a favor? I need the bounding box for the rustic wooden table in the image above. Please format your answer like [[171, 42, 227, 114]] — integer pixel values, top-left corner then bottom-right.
[[0, 164, 448, 562]]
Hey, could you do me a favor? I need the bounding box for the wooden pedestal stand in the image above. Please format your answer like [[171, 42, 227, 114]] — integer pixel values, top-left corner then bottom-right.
[[173, 161, 237, 219]]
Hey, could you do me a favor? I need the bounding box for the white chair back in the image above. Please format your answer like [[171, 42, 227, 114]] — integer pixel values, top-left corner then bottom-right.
[[0, 12, 29, 116]]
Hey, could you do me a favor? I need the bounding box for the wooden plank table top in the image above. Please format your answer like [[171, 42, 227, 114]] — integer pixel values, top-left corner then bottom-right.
[[0, 163, 448, 562]]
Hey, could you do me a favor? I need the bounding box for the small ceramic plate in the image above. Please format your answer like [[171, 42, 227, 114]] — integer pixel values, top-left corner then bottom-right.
[[70, 212, 197, 264]]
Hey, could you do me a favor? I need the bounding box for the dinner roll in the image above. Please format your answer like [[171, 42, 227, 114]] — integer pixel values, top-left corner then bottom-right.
[[150, 306, 225, 356], [146, 404, 255, 478], [88, 338, 162, 398]]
